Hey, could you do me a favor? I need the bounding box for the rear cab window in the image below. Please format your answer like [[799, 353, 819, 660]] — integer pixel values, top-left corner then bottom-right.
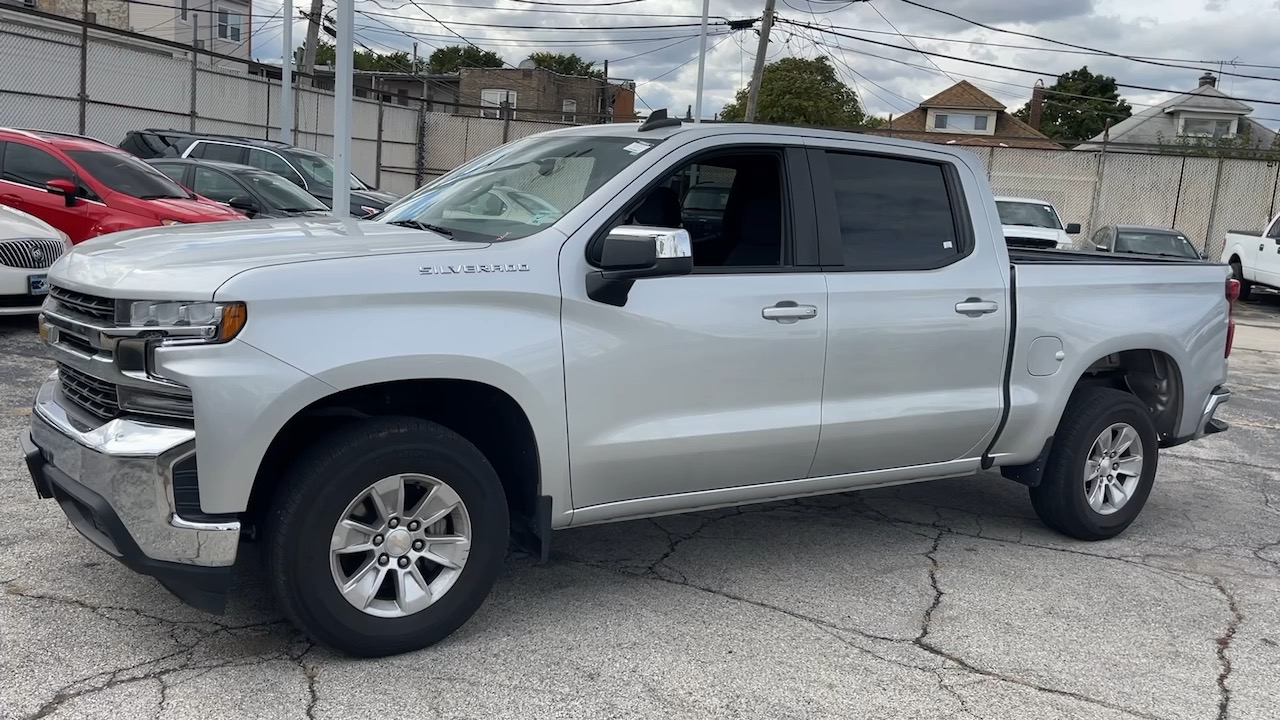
[[192, 142, 247, 164]]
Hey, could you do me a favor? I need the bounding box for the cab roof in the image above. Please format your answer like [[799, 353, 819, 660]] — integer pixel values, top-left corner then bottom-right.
[[0, 128, 119, 152]]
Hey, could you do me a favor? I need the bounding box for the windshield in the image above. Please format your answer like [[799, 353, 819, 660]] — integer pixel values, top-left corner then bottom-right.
[[377, 135, 662, 241], [292, 151, 369, 190], [1115, 231, 1200, 259], [68, 150, 191, 199], [996, 201, 1062, 230], [243, 172, 328, 211]]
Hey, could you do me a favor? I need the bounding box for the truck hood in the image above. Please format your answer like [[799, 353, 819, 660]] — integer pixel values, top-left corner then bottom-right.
[[50, 217, 481, 299]]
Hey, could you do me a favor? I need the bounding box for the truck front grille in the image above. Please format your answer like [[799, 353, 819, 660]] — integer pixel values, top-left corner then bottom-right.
[[1005, 236, 1060, 250], [0, 238, 64, 269], [49, 285, 116, 322], [57, 363, 120, 421]]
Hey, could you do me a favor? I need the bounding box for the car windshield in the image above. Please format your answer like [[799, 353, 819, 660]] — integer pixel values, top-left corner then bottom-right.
[[292, 150, 369, 190], [683, 185, 731, 212], [242, 172, 328, 212], [1115, 231, 1200, 259], [68, 150, 191, 199], [996, 201, 1062, 229], [377, 135, 662, 241]]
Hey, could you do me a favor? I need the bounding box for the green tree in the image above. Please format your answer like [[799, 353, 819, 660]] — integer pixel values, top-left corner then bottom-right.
[[427, 45, 505, 74], [1013, 66, 1132, 143], [306, 41, 422, 73], [720, 57, 866, 127], [528, 52, 603, 79]]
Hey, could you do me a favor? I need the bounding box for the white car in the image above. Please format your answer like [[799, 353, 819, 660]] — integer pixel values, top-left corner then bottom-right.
[[995, 196, 1081, 250], [0, 204, 71, 315]]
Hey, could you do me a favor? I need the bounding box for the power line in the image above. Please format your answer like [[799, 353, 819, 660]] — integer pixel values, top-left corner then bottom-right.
[[636, 31, 734, 86], [351, 26, 711, 47], [358, 0, 728, 20], [791, 25, 914, 111], [342, 5, 730, 32], [893, 0, 1280, 83], [867, 1, 954, 82], [780, 18, 1280, 108]]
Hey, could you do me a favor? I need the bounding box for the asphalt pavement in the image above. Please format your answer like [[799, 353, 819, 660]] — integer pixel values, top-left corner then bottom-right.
[[2, 303, 1278, 720]]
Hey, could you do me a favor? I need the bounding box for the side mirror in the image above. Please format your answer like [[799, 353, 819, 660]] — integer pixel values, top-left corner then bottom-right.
[[45, 178, 78, 207], [1065, 223, 1082, 235], [228, 196, 260, 217], [586, 226, 693, 306]]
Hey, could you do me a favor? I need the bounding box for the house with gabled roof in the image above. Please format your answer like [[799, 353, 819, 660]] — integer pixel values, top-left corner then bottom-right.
[[1076, 73, 1277, 153], [865, 80, 1063, 150]]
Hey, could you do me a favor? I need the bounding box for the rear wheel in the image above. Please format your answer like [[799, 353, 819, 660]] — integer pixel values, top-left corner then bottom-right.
[[268, 417, 509, 656], [1231, 260, 1252, 301], [1029, 387, 1158, 541]]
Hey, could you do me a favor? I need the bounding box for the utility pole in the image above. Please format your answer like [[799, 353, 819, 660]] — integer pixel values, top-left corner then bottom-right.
[[300, 0, 324, 86], [280, 0, 293, 143], [693, 0, 709, 123], [744, 0, 776, 123]]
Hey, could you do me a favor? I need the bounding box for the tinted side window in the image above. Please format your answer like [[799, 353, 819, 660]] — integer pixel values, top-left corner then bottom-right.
[[824, 152, 960, 270], [198, 143, 246, 163], [3, 142, 74, 188], [150, 163, 187, 183], [192, 167, 243, 203], [247, 148, 304, 186], [1092, 228, 1111, 249]]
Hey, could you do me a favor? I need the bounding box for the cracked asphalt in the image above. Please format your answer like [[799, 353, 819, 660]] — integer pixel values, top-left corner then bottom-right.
[[3, 295, 1280, 720]]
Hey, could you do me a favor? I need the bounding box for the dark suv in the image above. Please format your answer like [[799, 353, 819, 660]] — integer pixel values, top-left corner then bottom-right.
[[119, 129, 399, 218]]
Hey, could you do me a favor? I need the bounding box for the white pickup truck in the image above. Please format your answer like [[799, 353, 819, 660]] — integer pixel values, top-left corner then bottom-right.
[[23, 119, 1238, 657], [1222, 210, 1280, 299]]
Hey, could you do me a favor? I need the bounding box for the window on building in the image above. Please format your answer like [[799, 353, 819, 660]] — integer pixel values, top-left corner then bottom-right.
[[562, 99, 577, 123], [1181, 117, 1234, 138], [180, 0, 187, 21], [217, 8, 242, 42], [933, 112, 990, 132], [480, 89, 515, 119]]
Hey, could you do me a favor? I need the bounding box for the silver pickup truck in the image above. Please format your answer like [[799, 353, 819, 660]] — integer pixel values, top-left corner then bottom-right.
[[21, 120, 1239, 657]]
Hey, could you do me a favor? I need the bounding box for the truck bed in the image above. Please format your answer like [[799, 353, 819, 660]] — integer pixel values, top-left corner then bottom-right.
[[1007, 248, 1210, 265]]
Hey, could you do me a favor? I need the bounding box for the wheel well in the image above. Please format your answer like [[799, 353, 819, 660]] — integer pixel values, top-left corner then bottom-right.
[[245, 379, 540, 541], [1071, 349, 1183, 441], [1229, 254, 1241, 266]]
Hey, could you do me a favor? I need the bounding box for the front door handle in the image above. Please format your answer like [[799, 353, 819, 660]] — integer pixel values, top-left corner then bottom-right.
[[955, 298, 999, 317], [0, 193, 22, 205], [763, 301, 819, 323]]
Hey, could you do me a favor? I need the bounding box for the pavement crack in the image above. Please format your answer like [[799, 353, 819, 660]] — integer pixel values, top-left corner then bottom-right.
[[303, 664, 320, 720], [1213, 578, 1242, 720], [914, 530, 944, 648]]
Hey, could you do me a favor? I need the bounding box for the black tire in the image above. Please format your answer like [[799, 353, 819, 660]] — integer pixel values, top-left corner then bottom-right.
[[1231, 261, 1253, 301], [267, 417, 509, 657], [1029, 387, 1159, 541]]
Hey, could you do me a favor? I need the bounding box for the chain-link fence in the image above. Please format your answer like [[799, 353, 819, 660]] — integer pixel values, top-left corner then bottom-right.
[[3, 6, 1279, 248]]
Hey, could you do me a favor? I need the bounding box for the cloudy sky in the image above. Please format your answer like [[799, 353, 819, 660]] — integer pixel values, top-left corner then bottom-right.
[[248, 0, 1280, 128]]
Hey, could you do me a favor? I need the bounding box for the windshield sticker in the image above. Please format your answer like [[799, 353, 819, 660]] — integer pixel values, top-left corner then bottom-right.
[[623, 141, 653, 155]]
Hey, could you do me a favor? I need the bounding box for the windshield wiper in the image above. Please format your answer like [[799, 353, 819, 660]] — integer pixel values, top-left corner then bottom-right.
[[387, 219, 453, 237], [140, 193, 187, 200]]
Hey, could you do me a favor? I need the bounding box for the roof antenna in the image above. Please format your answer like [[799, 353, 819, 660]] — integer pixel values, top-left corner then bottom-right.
[[638, 108, 682, 132]]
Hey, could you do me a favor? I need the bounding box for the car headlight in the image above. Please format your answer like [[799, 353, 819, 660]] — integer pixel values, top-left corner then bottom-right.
[[127, 300, 247, 343]]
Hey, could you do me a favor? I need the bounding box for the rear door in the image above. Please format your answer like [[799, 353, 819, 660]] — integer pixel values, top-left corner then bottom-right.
[[1257, 214, 1280, 288], [0, 140, 89, 240], [808, 142, 1009, 476]]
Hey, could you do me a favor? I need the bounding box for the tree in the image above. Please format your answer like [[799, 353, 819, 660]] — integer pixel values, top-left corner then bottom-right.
[[1013, 66, 1132, 143], [528, 52, 603, 79], [427, 45, 505, 74], [720, 57, 867, 127], [306, 41, 423, 73]]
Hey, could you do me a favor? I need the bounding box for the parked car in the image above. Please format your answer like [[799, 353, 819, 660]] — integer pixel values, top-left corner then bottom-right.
[[0, 128, 245, 243], [1221, 210, 1280, 300], [147, 159, 330, 219], [0, 203, 70, 315], [995, 195, 1081, 250], [1090, 225, 1205, 260], [24, 121, 1237, 658], [119, 129, 398, 218]]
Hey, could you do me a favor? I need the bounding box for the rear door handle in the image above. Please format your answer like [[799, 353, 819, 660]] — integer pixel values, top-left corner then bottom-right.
[[955, 298, 999, 317], [763, 301, 819, 323]]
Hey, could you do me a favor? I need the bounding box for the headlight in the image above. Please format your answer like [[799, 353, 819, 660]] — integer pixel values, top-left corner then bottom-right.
[[127, 300, 247, 343]]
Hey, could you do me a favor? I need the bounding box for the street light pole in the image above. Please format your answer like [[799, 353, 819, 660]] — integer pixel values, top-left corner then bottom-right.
[[332, 0, 353, 217], [693, 0, 709, 123], [280, 0, 293, 143]]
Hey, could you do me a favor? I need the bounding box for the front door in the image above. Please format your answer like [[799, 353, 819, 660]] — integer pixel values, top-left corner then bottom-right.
[[561, 144, 828, 510], [808, 143, 1009, 477]]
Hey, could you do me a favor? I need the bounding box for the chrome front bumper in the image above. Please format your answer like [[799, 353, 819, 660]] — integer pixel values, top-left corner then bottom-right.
[[23, 376, 240, 611]]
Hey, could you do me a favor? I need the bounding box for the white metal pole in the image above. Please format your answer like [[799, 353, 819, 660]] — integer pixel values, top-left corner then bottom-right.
[[332, 0, 353, 217], [280, 0, 293, 143], [693, 0, 709, 123]]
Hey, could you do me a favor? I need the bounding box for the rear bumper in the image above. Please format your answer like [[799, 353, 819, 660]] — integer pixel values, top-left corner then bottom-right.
[[1163, 385, 1231, 448], [23, 376, 239, 612]]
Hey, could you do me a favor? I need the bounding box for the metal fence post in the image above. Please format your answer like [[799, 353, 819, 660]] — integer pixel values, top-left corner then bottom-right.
[[1204, 157, 1226, 249], [375, 88, 385, 190], [189, 16, 199, 132], [501, 100, 511, 143], [1086, 148, 1106, 234], [415, 99, 426, 187], [78, 0, 88, 133]]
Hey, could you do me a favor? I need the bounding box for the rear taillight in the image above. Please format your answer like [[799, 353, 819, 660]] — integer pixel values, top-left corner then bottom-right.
[[1225, 278, 1240, 358]]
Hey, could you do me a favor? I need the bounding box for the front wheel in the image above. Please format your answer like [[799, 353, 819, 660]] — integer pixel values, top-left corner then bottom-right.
[[1029, 387, 1159, 541], [267, 417, 509, 656]]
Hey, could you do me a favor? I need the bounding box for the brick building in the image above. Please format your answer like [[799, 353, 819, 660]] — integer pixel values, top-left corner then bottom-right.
[[458, 66, 636, 124]]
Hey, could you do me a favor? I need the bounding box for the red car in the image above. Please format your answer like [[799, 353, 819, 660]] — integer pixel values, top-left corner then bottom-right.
[[0, 128, 244, 243]]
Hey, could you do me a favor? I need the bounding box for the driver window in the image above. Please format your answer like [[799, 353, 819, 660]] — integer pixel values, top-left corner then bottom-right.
[[1268, 216, 1280, 239], [623, 152, 785, 268]]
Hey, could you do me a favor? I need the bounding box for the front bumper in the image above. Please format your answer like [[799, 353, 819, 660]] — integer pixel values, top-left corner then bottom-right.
[[23, 376, 240, 612]]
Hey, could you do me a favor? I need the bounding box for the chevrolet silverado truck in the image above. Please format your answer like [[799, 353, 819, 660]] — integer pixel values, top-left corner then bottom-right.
[[22, 118, 1238, 657], [1221, 209, 1280, 300]]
